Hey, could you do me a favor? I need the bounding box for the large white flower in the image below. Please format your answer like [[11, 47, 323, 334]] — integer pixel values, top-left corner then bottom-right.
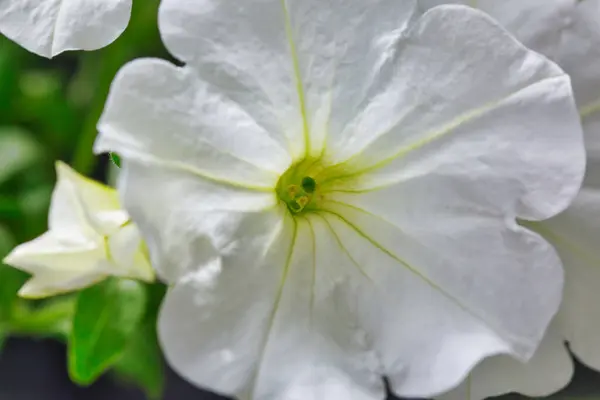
[[0, 0, 131, 58], [425, 1, 600, 399], [3, 161, 154, 298], [95, 2, 585, 399]]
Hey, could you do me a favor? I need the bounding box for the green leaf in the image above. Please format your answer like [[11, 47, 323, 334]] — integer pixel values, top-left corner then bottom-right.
[[0, 40, 24, 117], [0, 224, 26, 321], [109, 153, 121, 168], [113, 318, 164, 399], [0, 127, 42, 184], [0, 330, 6, 351], [0, 195, 20, 219], [16, 71, 78, 155], [113, 282, 166, 398], [68, 278, 147, 385], [0, 223, 15, 260], [17, 182, 53, 240], [9, 297, 75, 340], [0, 267, 27, 322]]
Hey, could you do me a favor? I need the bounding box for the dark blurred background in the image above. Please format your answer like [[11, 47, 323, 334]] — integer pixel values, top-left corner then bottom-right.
[[0, 0, 599, 398], [2, 337, 600, 400]]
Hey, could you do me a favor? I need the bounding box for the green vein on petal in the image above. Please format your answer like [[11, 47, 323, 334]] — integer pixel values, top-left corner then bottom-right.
[[323, 76, 564, 187], [247, 214, 298, 399], [315, 213, 373, 282], [321, 201, 521, 350], [579, 98, 600, 119], [280, 0, 311, 158]]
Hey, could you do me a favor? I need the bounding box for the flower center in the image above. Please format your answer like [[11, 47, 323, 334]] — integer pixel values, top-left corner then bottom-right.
[[276, 158, 325, 214]]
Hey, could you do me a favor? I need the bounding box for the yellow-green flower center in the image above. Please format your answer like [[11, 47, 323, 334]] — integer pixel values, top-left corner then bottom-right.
[[276, 158, 327, 214], [276, 155, 365, 214]]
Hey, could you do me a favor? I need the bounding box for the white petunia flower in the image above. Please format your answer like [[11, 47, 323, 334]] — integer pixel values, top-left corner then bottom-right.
[[429, 1, 600, 399], [0, 0, 132, 58], [95, 2, 585, 399], [3, 161, 154, 298]]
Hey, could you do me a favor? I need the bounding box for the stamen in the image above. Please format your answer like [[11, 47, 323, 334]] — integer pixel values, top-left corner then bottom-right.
[[289, 201, 303, 212], [288, 184, 300, 197], [296, 196, 309, 208]]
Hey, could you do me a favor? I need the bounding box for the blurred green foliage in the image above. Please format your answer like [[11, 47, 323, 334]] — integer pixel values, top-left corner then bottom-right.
[[0, 0, 168, 397]]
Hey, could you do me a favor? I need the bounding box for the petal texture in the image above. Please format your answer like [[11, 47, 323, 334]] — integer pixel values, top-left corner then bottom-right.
[[5, 232, 105, 297], [544, 181, 600, 370], [51, 160, 126, 237], [431, 1, 600, 397], [556, 0, 600, 158], [418, 0, 575, 58], [158, 215, 385, 400], [324, 6, 584, 221], [96, 58, 291, 189], [437, 325, 573, 400], [117, 161, 278, 283], [549, 0, 600, 370], [320, 197, 560, 394], [0, 0, 132, 58], [158, 0, 418, 159]]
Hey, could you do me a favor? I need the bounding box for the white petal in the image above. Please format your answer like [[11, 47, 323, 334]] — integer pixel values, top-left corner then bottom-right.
[[4, 231, 100, 273], [3, 232, 107, 298], [418, 0, 575, 58], [437, 325, 573, 400], [325, 6, 584, 221], [538, 184, 600, 371], [250, 218, 384, 400], [555, 0, 600, 158], [0, 0, 132, 58], [543, 0, 600, 371], [117, 160, 278, 282], [50, 162, 98, 241], [18, 269, 106, 298], [159, 214, 385, 400], [318, 199, 561, 396], [157, 207, 291, 398], [310, 214, 505, 397], [96, 58, 290, 189], [158, 0, 417, 159], [107, 223, 154, 282], [52, 161, 126, 237]]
